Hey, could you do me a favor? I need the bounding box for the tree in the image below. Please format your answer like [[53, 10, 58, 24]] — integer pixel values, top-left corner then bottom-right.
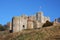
[[0, 24, 5, 31], [42, 20, 53, 27]]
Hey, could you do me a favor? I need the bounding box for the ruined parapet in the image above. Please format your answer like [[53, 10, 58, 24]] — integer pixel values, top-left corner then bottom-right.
[[30, 15, 36, 21], [27, 16, 34, 29]]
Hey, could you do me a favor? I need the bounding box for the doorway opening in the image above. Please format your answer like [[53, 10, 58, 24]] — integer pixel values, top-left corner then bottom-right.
[[23, 25, 25, 29]]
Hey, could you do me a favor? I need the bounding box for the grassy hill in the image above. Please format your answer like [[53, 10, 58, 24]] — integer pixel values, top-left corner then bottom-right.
[[0, 25, 60, 40]]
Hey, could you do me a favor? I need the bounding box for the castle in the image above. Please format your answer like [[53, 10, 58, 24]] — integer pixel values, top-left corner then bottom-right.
[[9, 12, 50, 32]]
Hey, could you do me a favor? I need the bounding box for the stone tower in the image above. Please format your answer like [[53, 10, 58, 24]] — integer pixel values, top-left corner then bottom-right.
[[12, 17, 20, 32], [36, 12, 43, 23], [12, 15, 28, 32], [27, 16, 33, 29]]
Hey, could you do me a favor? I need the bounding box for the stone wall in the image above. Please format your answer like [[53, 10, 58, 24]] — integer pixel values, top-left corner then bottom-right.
[[11, 12, 50, 32], [27, 17, 33, 29], [33, 20, 43, 29], [12, 16, 28, 32], [12, 17, 20, 32]]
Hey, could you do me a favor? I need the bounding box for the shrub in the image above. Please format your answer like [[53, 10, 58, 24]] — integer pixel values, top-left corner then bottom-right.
[[42, 20, 53, 27], [0, 24, 6, 31]]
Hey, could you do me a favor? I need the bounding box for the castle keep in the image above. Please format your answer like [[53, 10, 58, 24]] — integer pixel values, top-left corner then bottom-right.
[[10, 12, 50, 32]]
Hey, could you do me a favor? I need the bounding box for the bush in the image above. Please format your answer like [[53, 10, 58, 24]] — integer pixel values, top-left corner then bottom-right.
[[0, 24, 8, 31], [42, 20, 53, 27], [0, 24, 5, 31]]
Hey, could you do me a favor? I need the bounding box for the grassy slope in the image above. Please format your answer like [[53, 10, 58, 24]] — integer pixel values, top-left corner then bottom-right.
[[0, 25, 60, 40]]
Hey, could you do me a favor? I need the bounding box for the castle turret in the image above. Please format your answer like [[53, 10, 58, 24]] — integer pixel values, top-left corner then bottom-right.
[[36, 12, 44, 23], [12, 17, 20, 32]]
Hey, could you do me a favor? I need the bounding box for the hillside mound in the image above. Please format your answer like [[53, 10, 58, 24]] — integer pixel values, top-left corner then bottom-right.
[[0, 25, 60, 40]]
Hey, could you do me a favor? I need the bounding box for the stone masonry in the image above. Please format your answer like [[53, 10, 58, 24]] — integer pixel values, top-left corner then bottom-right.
[[10, 12, 50, 32]]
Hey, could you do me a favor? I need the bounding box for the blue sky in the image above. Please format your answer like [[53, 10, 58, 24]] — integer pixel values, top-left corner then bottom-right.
[[0, 0, 60, 25]]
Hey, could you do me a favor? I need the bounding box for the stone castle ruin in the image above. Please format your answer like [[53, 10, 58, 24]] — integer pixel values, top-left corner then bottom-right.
[[10, 12, 50, 32], [53, 18, 60, 26]]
